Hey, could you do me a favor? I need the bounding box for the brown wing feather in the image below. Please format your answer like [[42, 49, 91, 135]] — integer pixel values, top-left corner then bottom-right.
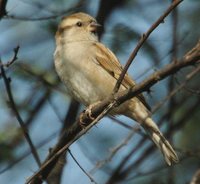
[[93, 42, 151, 111]]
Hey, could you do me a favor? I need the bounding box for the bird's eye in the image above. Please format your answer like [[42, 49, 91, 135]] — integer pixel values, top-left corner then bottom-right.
[[76, 21, 82, 27]]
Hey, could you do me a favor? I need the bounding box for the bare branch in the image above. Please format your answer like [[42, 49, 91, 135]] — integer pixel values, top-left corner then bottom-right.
[[0, 48, 41, 167], [175, 77, 200, 96], [109, 116, 135, 130], [4, 1, 84, 21], [0, 46, 19, 76], [68, 149, 98, 184], [46, 99, 80, 184], [113, 0, 183, 93], [0, 131, 58, 175], [91, 129, 137, 174], [115, 40, 199, 105], [151, 65, 200, 114], [127, 148, 200, 182], [3, 46, 20, 67]]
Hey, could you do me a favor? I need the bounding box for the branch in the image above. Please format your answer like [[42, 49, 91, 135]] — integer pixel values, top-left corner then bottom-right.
[[26, 39, 200, 183], [4, 1, 83, 21], [68, 149, 98, 184], [0, 131, 58, 175], [0, 48, 41, 167], [115, 40, 199, 105], [3, 46, 20, 67], [46, 99, 80, 184], [0, 46, 19, 76], [175, 77, 200, 96], [91, 129, 137, 174], [113, 0, 183, 93]]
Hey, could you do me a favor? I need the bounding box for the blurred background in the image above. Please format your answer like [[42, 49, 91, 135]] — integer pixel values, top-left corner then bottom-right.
[[0, 0, 200, 183]]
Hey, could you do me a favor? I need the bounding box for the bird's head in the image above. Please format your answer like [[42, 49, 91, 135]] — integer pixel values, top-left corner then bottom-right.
[[56, 12, 101, 42]]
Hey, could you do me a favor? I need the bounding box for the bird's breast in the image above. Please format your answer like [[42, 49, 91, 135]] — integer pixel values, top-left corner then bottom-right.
[[54, 42, 116, 106]]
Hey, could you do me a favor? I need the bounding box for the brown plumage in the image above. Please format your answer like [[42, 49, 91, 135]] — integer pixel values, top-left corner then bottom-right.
[[54, 12, 179, 165]]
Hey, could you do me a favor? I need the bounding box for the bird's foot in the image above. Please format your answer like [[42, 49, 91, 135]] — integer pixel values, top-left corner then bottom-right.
[[79, 101, 101, 129]]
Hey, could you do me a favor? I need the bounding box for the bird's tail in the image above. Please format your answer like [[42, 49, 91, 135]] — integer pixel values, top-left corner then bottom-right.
[[142, 117, 179, 166]]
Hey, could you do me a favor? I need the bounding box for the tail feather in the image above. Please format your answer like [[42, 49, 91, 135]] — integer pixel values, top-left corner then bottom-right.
[[143, 118, 179, 166], [125, 101, 179, 165], [150, 130, 179, 165]]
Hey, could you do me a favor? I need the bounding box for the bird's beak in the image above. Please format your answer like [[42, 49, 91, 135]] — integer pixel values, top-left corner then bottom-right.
[[89, 22, 101, 34]]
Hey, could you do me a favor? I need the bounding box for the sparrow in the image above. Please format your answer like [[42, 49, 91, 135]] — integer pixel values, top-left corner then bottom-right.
[[54, 12, 179, 165]]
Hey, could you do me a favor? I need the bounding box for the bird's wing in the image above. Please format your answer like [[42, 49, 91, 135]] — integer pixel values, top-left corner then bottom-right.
[[93, 42, 151, 111]]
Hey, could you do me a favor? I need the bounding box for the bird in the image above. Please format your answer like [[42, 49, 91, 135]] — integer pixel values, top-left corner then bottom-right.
[[54, 12, 179, 166]]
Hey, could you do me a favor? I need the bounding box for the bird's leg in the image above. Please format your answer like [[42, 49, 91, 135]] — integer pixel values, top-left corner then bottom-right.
[[79, 101, 101, 128]]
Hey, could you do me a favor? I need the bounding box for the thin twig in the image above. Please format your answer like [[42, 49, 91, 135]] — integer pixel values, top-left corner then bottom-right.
[[0, 131, 58, 175], [90, 129, 136, 174], [113, 0, 183, 93], [126, 147, 199, 182], [109, 116, 134, 130], [127, 147, 200, 181], [46, 99, 80, 184], [4, 1, 83, 21], [6, 12, 65, 21], [0, 46, 19, 77], [0, 49, 41, 167], [3, 46, 20, 67], [175, 77, 200, 96], [151, 65, 200, 114], [68, 149, 98, 184], [116, 42, 199, 105]]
